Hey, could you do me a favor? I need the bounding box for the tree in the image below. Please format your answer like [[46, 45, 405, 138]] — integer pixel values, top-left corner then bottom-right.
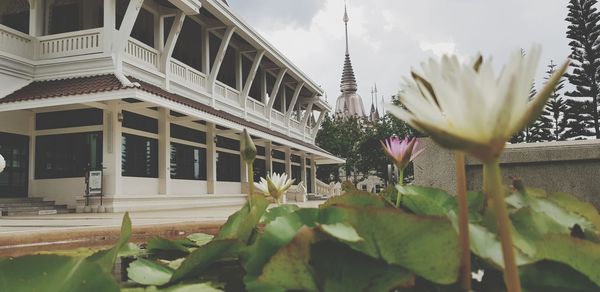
[[565, 0, 600, 139], [510, 83, 540, 143], [538, 60, 568, 141]]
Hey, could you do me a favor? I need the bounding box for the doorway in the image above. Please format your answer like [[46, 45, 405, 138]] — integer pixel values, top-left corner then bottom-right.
[[0, 132, 29, 198]]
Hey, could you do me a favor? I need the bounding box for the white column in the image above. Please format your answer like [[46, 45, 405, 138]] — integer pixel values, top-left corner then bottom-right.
[[29, 0, 44, 37], [103, 101, 123, 197], [202, 27, 210, 75], [235, 50, 243, 91], [103, 0, 116, 52], [284, 147, 292, 179], [240, 137, 249, 193], [265, 141, 273, 175], [300, 152, 307, 185], [206, 123, 217, 194], [27, 111, 36, 196], [158, 108, 170, 195], [310, 156, 317, 194]]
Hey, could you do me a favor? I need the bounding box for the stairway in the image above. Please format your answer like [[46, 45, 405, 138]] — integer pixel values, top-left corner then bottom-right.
[[0, 197, 74, 216]]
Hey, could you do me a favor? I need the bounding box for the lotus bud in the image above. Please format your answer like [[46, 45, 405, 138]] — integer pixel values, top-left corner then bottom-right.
[[240, 128, 256, 163], [0, 154, 5, 173]]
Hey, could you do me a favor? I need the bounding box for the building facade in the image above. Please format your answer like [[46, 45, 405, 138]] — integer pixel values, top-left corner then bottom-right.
[[0, 0, 343, 212]]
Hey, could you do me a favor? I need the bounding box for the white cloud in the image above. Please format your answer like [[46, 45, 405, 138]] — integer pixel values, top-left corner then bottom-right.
[[227, 0, 570, 110]]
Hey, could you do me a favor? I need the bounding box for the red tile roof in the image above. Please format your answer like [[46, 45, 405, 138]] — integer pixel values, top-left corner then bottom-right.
[[0, 75, 334, 157]]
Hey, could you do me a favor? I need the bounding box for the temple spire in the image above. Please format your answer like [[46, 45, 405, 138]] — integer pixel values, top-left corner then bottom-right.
[[344, 0, 350, 55]]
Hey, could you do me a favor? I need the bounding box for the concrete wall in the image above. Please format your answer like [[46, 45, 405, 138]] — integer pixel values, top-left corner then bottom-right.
[[414, 138, 600, 209], [30, 178, 83, 207], [0, 110, 32, 135]]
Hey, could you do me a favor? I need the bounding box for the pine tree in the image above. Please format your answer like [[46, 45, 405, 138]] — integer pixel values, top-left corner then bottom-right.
[[565, 0, 600, 139], [510, 83, 539, 143], [538, 61, 568, 141]]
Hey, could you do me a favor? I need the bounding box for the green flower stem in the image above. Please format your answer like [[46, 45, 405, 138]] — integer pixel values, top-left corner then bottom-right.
[[483, 161, 521, 292], [396, 168, 404, 208], [247, 162, 254, 208], [455, 152, 471, 292]]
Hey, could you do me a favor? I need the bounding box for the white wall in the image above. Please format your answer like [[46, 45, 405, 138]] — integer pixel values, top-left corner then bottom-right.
[[0, 110, 32, 135], [0, 75, 29, 98], [31, 178, 84, 208], [215, 182, 242, 194], [171, 180, 208, 195], [121, 177, 160, 196]]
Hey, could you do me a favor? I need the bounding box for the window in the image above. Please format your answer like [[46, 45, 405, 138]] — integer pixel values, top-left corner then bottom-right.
[[216, 136, 239, 151], [272, 162, 285, 175], [0, 1, 29, 33], [171, 143, 206, 180], [253, 159, 266, 182], [122, 134, 158, 178], [36, 109, 103, 130], [291, 155, 301, 163], [130, 8, 154, 47], [47, 0, 103, 34], [306, 168, 313, 193], [291, 165, 301, 185], [171, 18, 204, 72], [217, 152, 240, 182], [272, 150, 285, 160], [171, 124, 206, 144], [35, 132, 103, 179], [122, 111, 158, 133]]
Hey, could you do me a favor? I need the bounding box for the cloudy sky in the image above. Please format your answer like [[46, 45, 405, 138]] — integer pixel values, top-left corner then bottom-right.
[[227, 0, 570, 110]]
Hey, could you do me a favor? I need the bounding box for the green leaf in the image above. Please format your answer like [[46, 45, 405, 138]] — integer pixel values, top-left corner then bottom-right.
[[534, 235, 600, 286], [520, 260, 599, 292], [321, 191, 387, 208], [244, 209, 319, 281], [400, 186, 485, 222], [506, 191, 594, 232], [0, 255, 119, 292], [252, 227, 415, 292], [119, 243, 146, 258], [311, 241, 415, 291], [87, 212, 132, 273], [122, 282, 224, 292], [546, 192, 600, 232], [186, 233, 214, 247], [148, 237, 191, 254], [216, 195, 269, 243], [170, 239, 239, 283], [318, 223, 363, 243], [128, 258, 174, 286], [260, 204, 300, 225], [319, 206, 460, 284], [254, 227, 318, 291]]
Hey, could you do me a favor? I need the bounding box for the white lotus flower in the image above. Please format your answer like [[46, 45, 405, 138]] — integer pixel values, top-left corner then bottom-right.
[[0, 154, 5, 173], [254, 173, 295, 204], [388, 46, 568, 162]]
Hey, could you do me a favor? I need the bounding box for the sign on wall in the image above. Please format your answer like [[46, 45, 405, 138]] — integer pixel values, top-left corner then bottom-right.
[[87, 170, 103, 196]]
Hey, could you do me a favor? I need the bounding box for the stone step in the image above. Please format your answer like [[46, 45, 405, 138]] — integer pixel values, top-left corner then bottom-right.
[[2, 208, 74, 217], [0, 197, 44, 203], [0, 205, 68, 212], [0, 201, 57, 208]]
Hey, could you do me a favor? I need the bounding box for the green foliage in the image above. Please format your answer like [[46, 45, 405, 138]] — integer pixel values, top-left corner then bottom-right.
[[3, 180, 600, 291], [0, 255, 121, 292]]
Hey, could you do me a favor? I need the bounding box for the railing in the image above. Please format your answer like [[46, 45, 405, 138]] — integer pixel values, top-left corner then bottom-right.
[[291, 119, 301, 131], [271, 109, 286, 125], [169, 59, 207, 90], [38, 28, 103, 60], [226, 87, 240, 103], [214, 82, 241, 104], [246, 98, 265, 115], [316, 179, 342, 197], [125, 38, 159, 69], [0, 25, 33, 59]]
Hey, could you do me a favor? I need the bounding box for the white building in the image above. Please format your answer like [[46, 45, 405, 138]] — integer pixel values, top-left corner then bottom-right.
[[0, 0, 343, 213]]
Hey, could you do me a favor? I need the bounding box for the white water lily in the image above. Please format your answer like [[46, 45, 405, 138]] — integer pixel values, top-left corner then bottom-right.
[[254, 173, 295, 204], [388, 46, 568, 162], [0, 154, 5, 173]]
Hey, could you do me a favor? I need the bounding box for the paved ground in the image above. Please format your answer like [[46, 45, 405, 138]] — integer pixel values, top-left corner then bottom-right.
[[0, 200, 325, 235]]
